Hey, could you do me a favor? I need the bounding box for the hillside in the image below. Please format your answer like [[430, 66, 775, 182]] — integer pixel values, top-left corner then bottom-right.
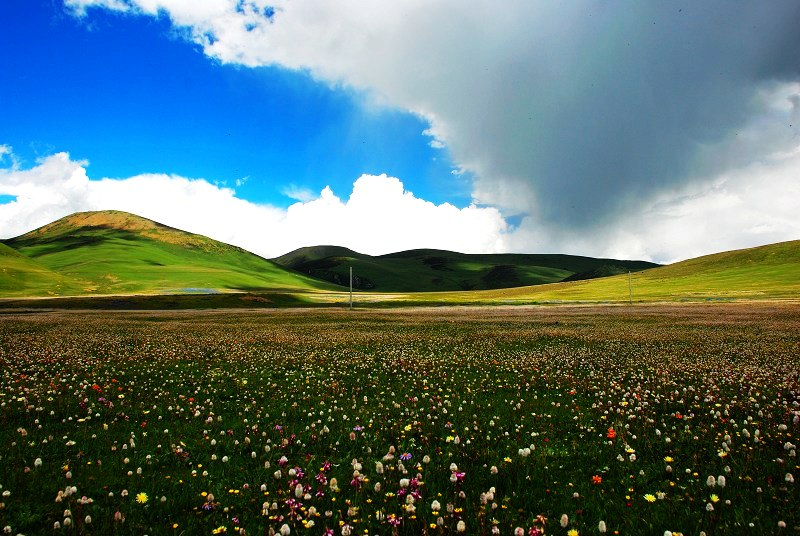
[[0, 242, 83, 296], [415, 239, 800, 303], [273, 246, 658, 292], [1, 211, 336, 296]]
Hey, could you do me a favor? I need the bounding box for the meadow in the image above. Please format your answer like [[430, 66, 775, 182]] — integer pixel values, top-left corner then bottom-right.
[[0, 304, 797, 535]]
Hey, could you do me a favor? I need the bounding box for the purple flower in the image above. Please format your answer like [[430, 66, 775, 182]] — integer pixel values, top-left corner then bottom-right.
[[400, 452, 412, 461]]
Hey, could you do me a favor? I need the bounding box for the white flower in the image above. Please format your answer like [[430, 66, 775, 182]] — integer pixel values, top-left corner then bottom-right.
[[599, 520, 607, 533], [560, 514, 569, 528], [457, 520, 466, 532]]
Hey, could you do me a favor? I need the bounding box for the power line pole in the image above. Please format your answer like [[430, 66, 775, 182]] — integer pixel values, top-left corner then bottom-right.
[[349, 266, 353, 310], [628, 270, 633, 305]]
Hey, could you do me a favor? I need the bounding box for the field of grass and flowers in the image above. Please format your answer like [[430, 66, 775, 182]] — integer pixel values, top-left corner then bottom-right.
[[0, 304, 798, 535]]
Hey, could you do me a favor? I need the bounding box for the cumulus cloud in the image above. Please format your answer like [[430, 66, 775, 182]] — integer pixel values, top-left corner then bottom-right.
[[63, 0, 800, 262], [0, 149, 509, 257]]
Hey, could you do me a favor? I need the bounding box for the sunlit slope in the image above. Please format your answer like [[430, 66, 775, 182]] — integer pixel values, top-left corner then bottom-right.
[[3, 211, 337, 295], [0, 242, 83, 296], [275, 246, 658, 292], [406, 240, 800, 303]]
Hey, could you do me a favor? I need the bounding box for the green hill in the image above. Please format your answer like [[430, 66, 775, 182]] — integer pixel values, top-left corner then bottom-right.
[[411, 239, 800, 303], [1, 211, 336, 296], [273, 246, 658, 292]]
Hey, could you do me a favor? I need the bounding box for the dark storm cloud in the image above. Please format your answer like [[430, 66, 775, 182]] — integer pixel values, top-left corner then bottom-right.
[[464, 2, 800, 227]]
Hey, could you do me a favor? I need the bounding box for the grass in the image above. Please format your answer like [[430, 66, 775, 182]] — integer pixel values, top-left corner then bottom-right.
[[0, 304, 797, 534], [375, 239, 800, 305], [0, 243, 83, 297]]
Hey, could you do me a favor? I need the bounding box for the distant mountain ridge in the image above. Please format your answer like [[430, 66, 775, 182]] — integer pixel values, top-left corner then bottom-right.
[[273, 245, 659, 292]]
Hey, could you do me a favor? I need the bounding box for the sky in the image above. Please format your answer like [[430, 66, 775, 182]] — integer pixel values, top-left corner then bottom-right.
[[1, 0, 799, 262]]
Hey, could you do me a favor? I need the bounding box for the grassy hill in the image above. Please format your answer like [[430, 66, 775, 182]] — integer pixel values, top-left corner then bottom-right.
[[1, 211, 336, 296], [402, 239, 800, 304], [274, 246, 658, 292]]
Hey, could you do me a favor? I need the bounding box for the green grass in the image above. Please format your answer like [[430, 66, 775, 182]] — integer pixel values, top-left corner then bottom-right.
[[0, 304, 797, 534], [274, 246, 657, 292], [0, 242, 83, 296], [380, 239, 800, 305], [2, 211, 337, 296]]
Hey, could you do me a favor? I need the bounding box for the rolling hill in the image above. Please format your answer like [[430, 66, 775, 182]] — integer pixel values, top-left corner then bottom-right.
[[2, 210, 795, 306], [410, 239, 800, 304], [1, 211, 337, 296], [273, 246, 659, 292]]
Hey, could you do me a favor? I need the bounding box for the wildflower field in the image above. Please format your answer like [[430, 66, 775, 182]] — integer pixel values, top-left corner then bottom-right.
[[0, 304, 798, 535]]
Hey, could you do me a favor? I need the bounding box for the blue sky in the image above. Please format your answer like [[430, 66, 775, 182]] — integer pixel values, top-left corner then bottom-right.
[[1, 1, 799, 261], [0, 0, 469, 208]]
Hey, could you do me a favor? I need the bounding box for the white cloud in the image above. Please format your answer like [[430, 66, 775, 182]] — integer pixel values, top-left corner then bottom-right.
[[0, 148, 509, 257], [280, 184, 316, 203], [2, 144, 797, 264]]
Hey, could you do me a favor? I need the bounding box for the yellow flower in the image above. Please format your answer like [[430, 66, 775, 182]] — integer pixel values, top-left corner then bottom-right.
[[644, 493, 656, 503], [710, 494, 719, 503], [212, 527, 227, 534], [664, 456, 674, 463], [136, 492, 148, 504], [568, 530, 580, 536]]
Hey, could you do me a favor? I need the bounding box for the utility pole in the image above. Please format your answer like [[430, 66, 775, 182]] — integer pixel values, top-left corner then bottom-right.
[[628, 270, 633, 305], [349, 266, 353, 310]]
